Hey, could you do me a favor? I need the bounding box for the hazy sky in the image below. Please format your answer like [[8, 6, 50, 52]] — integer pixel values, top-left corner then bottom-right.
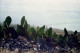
[[0, 0, 80, 31]]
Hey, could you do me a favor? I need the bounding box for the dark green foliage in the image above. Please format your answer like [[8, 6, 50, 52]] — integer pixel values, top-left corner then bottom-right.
[[67, 32, 79, 49], [17, 25, 25, 36], [56, 35, 62, 42], [48, 27, 52, 38], [0, 24, 4, 38], [3, 16, 18, 39], [3, 21, 7, 29], [30, 27, 36, 33], [4, 16, 12, 26], [24, 20, 28, 36], [37, 25, 45, 38], [74, 30, 77, 35], [24, 20, 28, 29], [57, 35, 67, 48], [30, 27, 36, 40], [7, 27, 18, 39], [45, 27, 53, 38], [0, 24, 2, 32], [2, 16, 12, 39], [64, 28, 68, 38], [53, 32, 57, 38], [64, 28, 79, 52], [20, 16, 28, 36], [21, 16, 25, 27], [17, 16, 28, 39]]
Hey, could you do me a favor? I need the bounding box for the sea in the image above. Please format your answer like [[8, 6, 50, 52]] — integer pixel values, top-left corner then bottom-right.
[[0, 10, 80, 32]]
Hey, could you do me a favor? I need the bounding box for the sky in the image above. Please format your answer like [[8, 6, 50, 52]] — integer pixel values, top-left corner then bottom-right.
[[0, 0, 80, 31]]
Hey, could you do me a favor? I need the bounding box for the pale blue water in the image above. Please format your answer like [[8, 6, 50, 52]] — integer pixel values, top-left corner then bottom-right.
[[48, 22, 80, 32]]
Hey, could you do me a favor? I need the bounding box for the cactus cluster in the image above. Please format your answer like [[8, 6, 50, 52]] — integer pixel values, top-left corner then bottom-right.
[[0, 16, 80, 53], [64, 28, 79, 53]]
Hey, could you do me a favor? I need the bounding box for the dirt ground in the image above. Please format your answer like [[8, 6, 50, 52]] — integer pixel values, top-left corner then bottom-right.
[[0, 48, 79, 53]]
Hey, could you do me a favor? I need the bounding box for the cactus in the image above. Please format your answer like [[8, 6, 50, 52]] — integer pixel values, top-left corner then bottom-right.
[[4, 16, 12, 27], [2, 16, 12, 39], [16, 16, 28, 38], [0, 24, 2, 32], [8, 27, 18, 39], [0, 24, 3, 38], [17, 25, 25, 36], [21, 16, 28, 31], [30, 27, 36, 40], [21, 16, 25, 27], [65, 30, 79, 53], [48, 27, 52, 38], [74, 30, 77, 35], [64, 28, 68, 37], [37, 25, 45, 39], [24, 20, 28, 29]]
